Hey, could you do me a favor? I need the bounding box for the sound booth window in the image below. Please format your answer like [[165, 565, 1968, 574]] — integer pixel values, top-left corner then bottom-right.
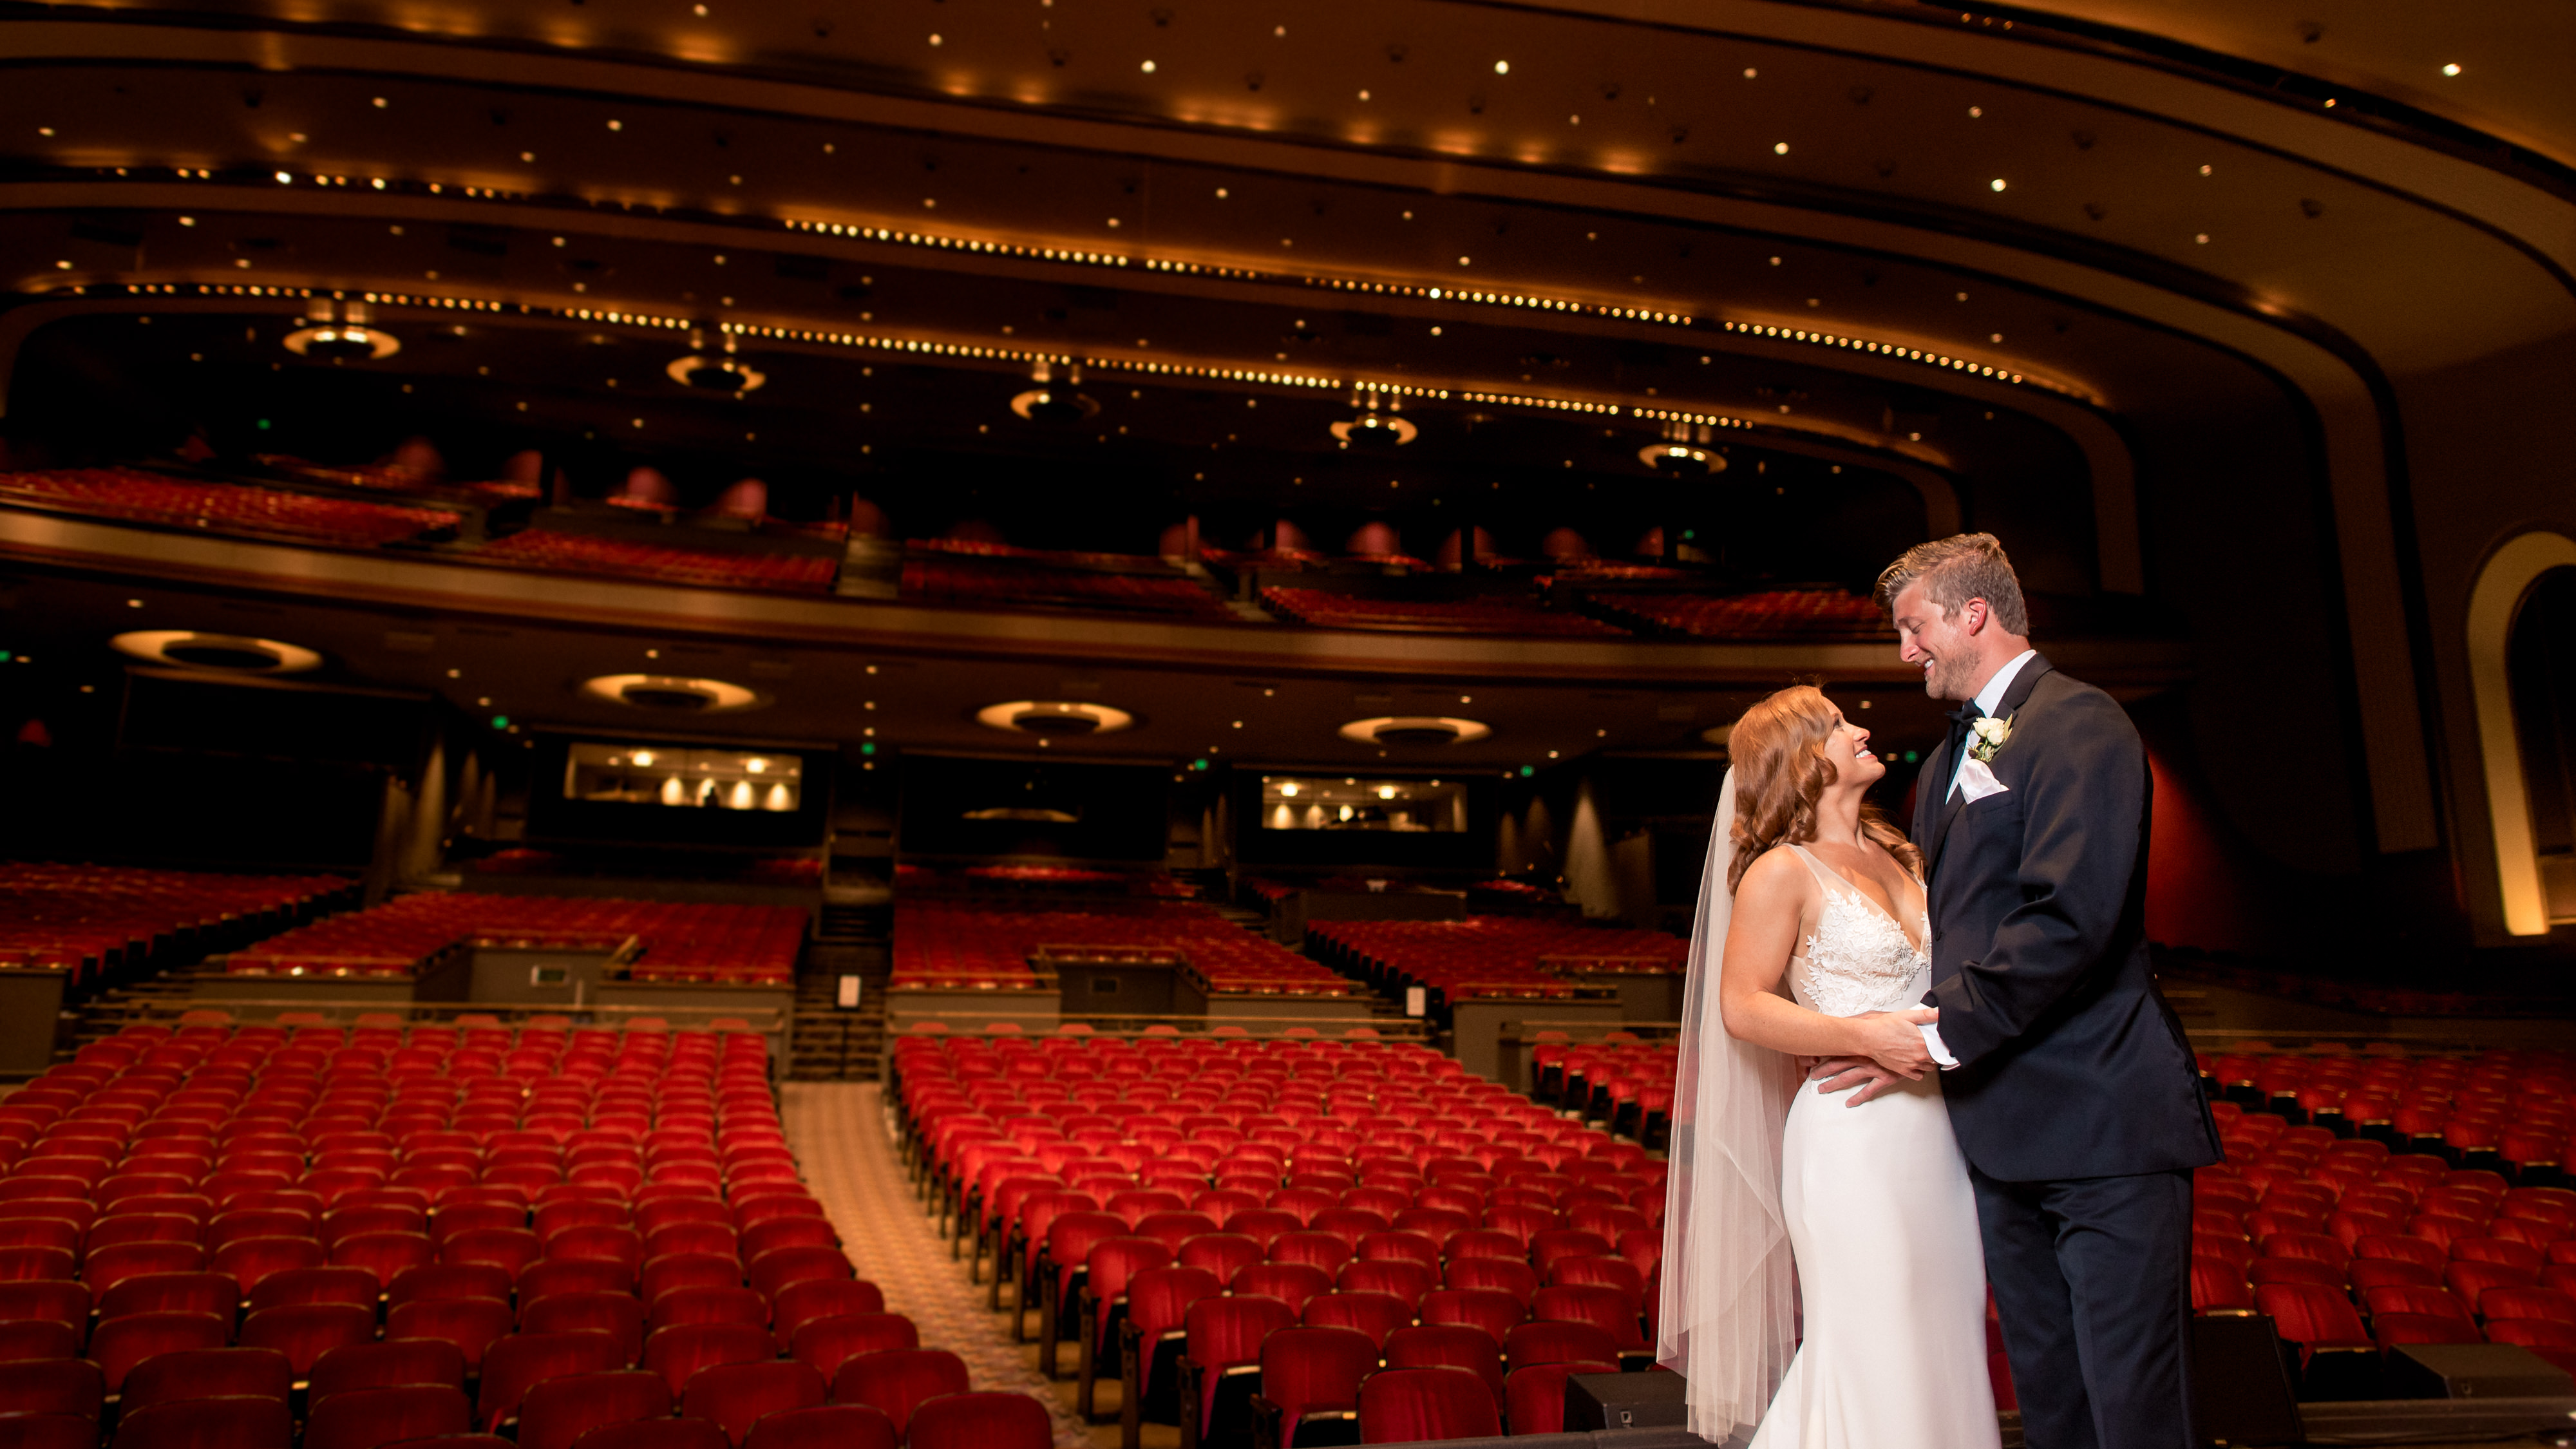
[[1260, 776, 1466, 833]]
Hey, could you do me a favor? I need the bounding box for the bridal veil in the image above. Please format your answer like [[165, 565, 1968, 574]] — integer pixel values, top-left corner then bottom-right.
[[1656, 768, 1799, 1445]]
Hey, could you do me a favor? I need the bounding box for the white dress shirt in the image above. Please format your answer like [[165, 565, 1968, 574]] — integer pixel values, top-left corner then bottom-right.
[[1947, 648, 2038, 799], [1919, 647, 2034, 1071]]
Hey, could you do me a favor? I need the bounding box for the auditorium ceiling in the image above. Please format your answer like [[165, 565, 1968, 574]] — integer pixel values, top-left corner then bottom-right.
[[0, 0, 2567, 776]]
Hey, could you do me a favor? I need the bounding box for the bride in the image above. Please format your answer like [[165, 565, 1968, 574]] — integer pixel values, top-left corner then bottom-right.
[[1656, 685, 1999, 1449]]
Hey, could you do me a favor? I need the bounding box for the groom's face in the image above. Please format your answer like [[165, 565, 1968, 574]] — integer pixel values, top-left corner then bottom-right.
[[1891, 582, 1981, 701]]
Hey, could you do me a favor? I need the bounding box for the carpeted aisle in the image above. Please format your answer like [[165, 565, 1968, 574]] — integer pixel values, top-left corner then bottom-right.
[[782, 1081, 1113, 1449]]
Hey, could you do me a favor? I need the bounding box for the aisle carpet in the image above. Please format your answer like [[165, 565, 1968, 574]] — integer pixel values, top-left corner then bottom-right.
[[783, 1081, 1104, 1449]]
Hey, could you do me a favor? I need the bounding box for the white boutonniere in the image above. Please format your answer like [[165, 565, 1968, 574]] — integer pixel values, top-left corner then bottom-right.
[[1967, 714, 2014, 764]]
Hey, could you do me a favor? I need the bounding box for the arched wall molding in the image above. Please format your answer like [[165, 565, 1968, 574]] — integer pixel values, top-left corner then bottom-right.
[[2464, 529, 2576, 937]]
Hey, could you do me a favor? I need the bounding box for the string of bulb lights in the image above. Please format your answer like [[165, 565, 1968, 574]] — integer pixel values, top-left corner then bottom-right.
[[66, 164, 2076, 402]]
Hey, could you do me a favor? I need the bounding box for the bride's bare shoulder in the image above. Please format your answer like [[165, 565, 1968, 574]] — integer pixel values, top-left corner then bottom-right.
[[1734, 844, 1814, 896]]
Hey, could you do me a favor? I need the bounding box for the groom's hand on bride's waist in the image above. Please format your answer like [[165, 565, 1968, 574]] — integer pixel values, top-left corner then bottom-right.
[[1806, 1056, 1901, 1105]]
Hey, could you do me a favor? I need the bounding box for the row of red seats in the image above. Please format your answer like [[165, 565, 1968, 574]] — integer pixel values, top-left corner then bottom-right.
[[2199, 1046, 2573, 1176], [227, 894, 804, 986], [893, 1033, 1667, 1444], [1587, 589, 1888, 638], [0, 468, 455, 548], [891, 902, 1349, 995], [0, 864, 348, 990], [2191, 1090, 2576, 1392], [0, 1021, 1055, 1449], [1307, 918, 1685, 1005], [900, 556, 1234, 619], [471, 531, 839, 594], [1530, 1038, 1680, 1146], [1259, 589, 1629, 637]]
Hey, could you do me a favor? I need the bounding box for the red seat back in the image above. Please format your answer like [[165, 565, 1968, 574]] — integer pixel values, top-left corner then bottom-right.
[[1505, 1360, 1620, 1437], [120, 1348, 294, 1416], [1359, 1366, 1503, 1442], [643, 1321, 775, 1397], [109, 1394, 296, 1449], [307, 1339, 468, 1408], [907, 1392, 1052, 1449], [679, 1359, 826, 1447], [1383, 1325, 1506, 1405], [829, 1347, 972, 1439], [517, 1369, 674, 1449], [305, 1384, 473, 1449]]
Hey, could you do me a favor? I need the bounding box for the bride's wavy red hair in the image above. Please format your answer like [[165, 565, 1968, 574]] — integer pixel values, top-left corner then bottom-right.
[[1726, 684, 1923, 892]]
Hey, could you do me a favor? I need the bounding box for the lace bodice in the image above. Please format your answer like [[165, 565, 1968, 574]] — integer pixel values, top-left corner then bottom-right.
[[1782, 844, 1932, 1019]]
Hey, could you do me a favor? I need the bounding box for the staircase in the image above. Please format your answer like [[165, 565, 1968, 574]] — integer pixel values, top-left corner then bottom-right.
[[791, 891, 891, 1081]]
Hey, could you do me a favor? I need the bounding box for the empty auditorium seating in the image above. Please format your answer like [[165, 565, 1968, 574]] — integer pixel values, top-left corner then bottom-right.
[[892, 900, 1351, 995], [223, 894, 804, 986], [470, 531, 839, 594], [0, 1017, 1056, 1449], [0, 468, 454, 548], [1585, 589, 1889, 639], [1260, 589, 1627, 637], [0, 864, 346, 992], [894, 1030, 1666, 1441], [902, 549, 1233, 619], [1309, 918, 1686, 1010], [2190, 1046, 2576, 1398]]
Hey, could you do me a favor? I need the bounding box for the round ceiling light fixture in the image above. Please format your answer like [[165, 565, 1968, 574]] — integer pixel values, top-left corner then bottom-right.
[[1009, 359, 1098, 424], [667, 327, 766, 392], [1638, 443, 1725, 478], [975, 700, 1135, 736], [580, 673, 767, 712], [113, 629, 323, 674], [284, 298, 400, 362], [666, 354, 766, 392], [1331, 392, 1416, 450], [1338, 715, 1493, 747]]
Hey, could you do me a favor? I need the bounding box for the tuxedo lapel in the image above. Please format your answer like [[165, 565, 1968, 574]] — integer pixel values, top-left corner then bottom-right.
[[1924, 653, 2056, 879]]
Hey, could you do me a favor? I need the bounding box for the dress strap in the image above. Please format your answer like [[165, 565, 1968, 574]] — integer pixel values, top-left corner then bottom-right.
[[1781, 842, 1844, 895]]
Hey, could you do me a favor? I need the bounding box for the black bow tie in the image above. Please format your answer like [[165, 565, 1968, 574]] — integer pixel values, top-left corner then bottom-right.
[[1945, 702, 1983, 764]]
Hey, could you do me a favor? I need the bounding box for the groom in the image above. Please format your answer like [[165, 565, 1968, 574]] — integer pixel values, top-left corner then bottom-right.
[[1819, 533, 2220, 1449]]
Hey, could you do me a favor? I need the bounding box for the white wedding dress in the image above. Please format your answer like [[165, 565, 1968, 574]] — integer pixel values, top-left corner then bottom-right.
[[1747, 845, 2000, 1449]]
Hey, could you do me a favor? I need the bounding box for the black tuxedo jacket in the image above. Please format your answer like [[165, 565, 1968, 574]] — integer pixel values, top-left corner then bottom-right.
[[1914, 654, 2221, 1182]]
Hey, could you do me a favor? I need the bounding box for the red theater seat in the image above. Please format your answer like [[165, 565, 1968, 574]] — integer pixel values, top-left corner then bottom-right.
[[830, 1347, 972, 1441], [89, 1311, 231, 1392], [520, 1293, 647, 1366], [902, 1393, 1049, 1449], [1505, 1361, 1620, 1437], [1383, 1326, 1507, 1406], [678, 1359, 826, 1447], [1359, 1367, 1504, 1443], [768, 1280, 886, 1352], [389, 1296, 520, 1372], [303, 1384, 474, 1449], [109, 1394, 295, 1449], [478, 1331, 631, 1431], [643, 1322, 774, 1397], [308, 1340, 469, 1407], [516, 1370, 674, 1449], [239, 1303, 377, 1379], [121, 1349, 294, 1415], [788, 1312, 918, 1381]]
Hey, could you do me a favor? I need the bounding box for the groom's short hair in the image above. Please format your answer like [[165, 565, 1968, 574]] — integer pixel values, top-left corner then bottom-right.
[[1877, 533, 2030, 634]]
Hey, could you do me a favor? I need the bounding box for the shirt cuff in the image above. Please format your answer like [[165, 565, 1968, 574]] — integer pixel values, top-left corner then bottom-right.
[[1920, 1023, 1960, 1071]]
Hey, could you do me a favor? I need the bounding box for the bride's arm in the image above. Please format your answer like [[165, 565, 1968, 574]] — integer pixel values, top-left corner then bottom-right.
[[1718, 851, 1938, 1075]]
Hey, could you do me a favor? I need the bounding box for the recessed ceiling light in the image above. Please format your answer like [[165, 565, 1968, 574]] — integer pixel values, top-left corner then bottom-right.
[[1339, 716, 1493, 747], [976, 700, 1135, 736], [113, 630, 322, 674], [580, 674, 766, 713], [2442, 62, 2461, 76]]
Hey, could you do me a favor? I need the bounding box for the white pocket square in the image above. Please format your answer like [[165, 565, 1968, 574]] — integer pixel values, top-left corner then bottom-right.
[[1956, 757, 2010, 802]]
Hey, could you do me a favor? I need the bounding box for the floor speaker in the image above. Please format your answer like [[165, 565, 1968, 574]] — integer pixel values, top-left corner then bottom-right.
[[2384, 1342, 2576, 1400], [2190, 1314, 2304, 1447], [1562, 1370, 1689, 1432]]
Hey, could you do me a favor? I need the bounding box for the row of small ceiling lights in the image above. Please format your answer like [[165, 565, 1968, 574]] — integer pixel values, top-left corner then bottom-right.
[[784, 214, 2066, 393], [98, 281, 1765, 429], [102, 162, 2061, 400], [789, 218, 1685, 327]]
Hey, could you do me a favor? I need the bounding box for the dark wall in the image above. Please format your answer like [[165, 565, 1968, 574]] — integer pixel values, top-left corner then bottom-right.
[[898, 754, 1171, 862]]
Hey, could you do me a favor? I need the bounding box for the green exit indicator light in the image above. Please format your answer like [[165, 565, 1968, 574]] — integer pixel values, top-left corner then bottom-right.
[[1191, 758, 1210, 772], [490, 715, 509, 729], [860, 743, 876, 756], [1519, 765, 1535, 777]]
